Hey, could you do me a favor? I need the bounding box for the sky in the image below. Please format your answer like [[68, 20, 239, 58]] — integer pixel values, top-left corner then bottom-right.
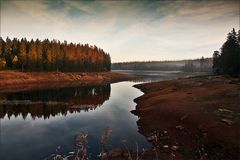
[[0, 0, 239, 62]]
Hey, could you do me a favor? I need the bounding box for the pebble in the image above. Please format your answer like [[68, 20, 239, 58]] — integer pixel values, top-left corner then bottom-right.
[[171, 145, 179, 151], [221, 118, 234, 125], [176, 125, 184, 130], [163, 145, 169, 149]]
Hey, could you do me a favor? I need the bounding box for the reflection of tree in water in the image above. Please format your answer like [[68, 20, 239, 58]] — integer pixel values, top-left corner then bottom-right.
[[0, 85, 111, 119]]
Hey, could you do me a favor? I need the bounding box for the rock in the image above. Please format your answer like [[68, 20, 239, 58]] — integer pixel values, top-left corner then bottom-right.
[[215, 108, 234, 119], [221, 118, 234, 125], [146, 135, 156, 141], [108, 148, 123, 158], [163, 145, 169, 149], [218, 108, 233, 114], [171, 145, 179, 151], [175, 125, 184, 130]]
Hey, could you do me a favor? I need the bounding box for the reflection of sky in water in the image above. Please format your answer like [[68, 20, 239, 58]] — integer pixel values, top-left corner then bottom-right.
[[0, 71, 192, 160], [0, 82, 150, 160]]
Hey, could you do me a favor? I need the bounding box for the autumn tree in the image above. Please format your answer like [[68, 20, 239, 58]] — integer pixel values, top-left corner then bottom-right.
[[4, 37, 12, 68], [19, 38, 27, 71], [0, 37, 4, 58], [28, 40, 38, 70], [35, 39, 43, 71], [0, 37, 6, 69], [0, 37, 111, 72]]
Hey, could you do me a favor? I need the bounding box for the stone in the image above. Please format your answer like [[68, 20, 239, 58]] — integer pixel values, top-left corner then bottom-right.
[[171, 145, 179, 151], [175, 125, 184, 130], [163, 145, 169, 149], [221, 118, 234, 125]]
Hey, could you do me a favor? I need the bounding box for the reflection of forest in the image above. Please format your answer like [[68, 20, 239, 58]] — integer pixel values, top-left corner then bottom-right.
[[0, 85, 111, 119]]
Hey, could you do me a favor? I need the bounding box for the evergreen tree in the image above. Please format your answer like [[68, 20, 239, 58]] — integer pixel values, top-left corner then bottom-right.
[[42, 39, 50, 70], [12, 38, 19, 55], [212, 51, 221, 74], [0, 37, 4, 58], [220, 28, 239, 75], [4, 37, 12, 68], [19, 38, 27, 71], [0, 37, 6, 69], [35, 39, 43, 71], [28, 40, 38, 70], [213, 28, 240, 76]]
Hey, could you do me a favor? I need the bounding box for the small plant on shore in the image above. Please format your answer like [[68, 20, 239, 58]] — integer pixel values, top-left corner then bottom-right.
[[45, 127, 152, 160]]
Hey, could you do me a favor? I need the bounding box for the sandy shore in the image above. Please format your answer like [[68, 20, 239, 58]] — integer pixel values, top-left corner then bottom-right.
[[133, 75, 240, 160], [0, 70, 134, 93]]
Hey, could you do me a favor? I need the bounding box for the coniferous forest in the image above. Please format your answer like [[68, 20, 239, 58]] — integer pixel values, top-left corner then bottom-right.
[[0, 37, 111, 72], [213, 28, 240, 76]]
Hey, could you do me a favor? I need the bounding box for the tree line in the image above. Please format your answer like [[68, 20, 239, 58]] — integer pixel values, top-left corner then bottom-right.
[[112, 58, 212, 72], [0, 37, 111, 72], [213, 28, 240, 76]]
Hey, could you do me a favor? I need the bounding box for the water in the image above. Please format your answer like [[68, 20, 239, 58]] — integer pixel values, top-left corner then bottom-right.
[[0, 70, 191, 160]]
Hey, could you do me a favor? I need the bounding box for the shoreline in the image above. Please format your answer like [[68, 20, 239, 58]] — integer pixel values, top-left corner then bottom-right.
[[0, 70, 134, 93], [133, 75, 240, 159]]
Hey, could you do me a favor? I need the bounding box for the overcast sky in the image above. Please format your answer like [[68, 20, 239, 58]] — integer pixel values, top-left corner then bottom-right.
[[1, 0, 239, 62]]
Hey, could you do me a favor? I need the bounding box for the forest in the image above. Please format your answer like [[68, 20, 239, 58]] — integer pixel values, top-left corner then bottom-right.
[[112, 58, 213, 72], [0, 37, 111, 72], [213, 28, 240, 76]]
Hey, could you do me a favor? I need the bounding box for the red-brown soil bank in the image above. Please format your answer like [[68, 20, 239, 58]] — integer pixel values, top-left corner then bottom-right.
[[133, 75, 240, 160], [0, 70, 134, 93]]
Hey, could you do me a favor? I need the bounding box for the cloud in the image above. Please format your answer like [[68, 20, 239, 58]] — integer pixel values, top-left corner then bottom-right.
[[1, 0, 239, 62]]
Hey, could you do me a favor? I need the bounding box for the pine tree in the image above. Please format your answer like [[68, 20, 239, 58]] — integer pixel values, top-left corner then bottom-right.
[[212, 51, 221, 74], [19, 38, 27, 71], [28, 40, 38, 70], [0, 37, 5, 58], [4, 37, 12, 68], [220, 28, 239, 75], [42, 39, 50, 71], [12, 38, 19, 55], [35, 39, 43, 71], [0, 37, 6, 69]]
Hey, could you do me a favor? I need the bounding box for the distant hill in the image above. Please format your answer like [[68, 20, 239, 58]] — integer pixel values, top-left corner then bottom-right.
[[112, 58, 212, 72]]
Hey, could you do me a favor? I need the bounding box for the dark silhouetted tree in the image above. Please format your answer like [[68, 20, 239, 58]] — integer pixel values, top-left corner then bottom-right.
[[212, 51, 221, 74], [213, 28, 240, 76], [220, 28, 239, 75]]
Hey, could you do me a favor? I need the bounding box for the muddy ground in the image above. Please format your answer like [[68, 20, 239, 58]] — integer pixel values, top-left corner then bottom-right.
[[0, 70, 134, 93], [131, 75, 240, 160]]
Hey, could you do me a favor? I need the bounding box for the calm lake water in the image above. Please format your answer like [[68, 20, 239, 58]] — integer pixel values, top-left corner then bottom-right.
[[0, 70, 190, 160]]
